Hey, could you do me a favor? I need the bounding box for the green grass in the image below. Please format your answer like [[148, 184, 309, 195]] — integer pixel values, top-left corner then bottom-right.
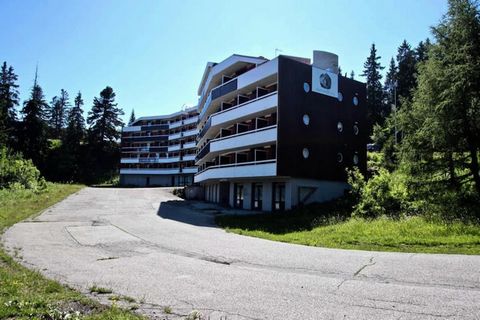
[[0, 183, 145, 319], [90, 286, 113, 295], [216, 208, 480, 255]]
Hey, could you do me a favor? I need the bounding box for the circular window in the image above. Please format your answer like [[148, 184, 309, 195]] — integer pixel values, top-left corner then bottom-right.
[[303, 82, 310, 93], [353, 96, 359, 106], [353, 123, 359, 135], [337, 92, 343, 102], [303, 114, 310, 126], [353, 153, 359, 165], [337, 122, 343, 133], [302, 148, 309, 159], [337, 152, 343, 163]]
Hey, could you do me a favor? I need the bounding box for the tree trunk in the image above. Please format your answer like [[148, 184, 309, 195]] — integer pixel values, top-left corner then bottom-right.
[[468, 144, 480, 197]]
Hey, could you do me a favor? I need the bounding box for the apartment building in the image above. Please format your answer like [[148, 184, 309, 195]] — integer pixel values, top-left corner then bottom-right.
[[119, 107, 198, 186], [194, 51, 367, 211]]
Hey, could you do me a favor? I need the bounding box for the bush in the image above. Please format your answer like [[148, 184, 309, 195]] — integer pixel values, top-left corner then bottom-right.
[[348, 167, 410, 219], [0, 147, 46, 191], [172, 187, 185, 199]]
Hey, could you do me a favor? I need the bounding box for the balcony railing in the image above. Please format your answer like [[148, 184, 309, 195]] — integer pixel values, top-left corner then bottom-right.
[[196, 142, 210, 162]]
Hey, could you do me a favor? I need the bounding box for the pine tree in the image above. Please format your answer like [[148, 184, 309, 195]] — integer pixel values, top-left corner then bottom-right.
[[400, 0, 480, 201], [384, 57, 398, 111], [129, 109, 136, 125], [415, 38, 432, 64], [19, 70, 49, 166], [65, 91, 85, 146], [361, 43, 385, 129], [396, 40, 417, 103], [0, 62, 20, 146], [48, 89, 70, 138], [350, 70, 355, 80], [87, 86, 124, 145]]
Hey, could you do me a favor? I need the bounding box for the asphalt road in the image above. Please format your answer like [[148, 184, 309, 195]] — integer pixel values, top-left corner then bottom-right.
[[3, 187, 480, 319]]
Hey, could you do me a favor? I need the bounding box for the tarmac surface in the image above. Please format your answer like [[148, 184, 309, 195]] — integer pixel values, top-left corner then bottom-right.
[[3, 187, 480, 319]]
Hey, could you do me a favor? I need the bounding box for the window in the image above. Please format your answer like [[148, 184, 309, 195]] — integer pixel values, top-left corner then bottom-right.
[[303, 82, 310, 92], [337, 152, 343, 163], [302, 148, 309, 159], [353, 153, 359, 165], [353, 96, 359, 106], [252, 183, 263, 210], [273, 183, 285, 211], [337, 122, 343, 133], [234, 183, 244, 208], [303, 114, 310, 126], [353, 122, 359, 135], [337, 92, 343, 102]]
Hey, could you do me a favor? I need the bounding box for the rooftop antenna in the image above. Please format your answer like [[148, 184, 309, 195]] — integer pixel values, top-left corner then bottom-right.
[[275, 48, 283, 57]]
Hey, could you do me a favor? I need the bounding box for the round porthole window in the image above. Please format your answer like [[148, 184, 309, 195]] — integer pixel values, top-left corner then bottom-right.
[[302, 148, 309, 159], [337, 121, 343, 133], [337, 152, 343, 163], [337, 92, 343, 102], [303, 82, 310, 93], [353, 153, 359, 165], [353, 123, 359, 135], [303, 114, 310, 126], [353, 96, 359, 106]]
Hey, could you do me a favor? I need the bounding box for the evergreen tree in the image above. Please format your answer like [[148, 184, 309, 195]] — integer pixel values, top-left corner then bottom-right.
[[350, 70, 355, 80], [129, 109, 136, 125], [384, 57, 398, 110], [87, 86, 124, 145], [48, 89, 70, 138], [361, 43, 385, 129], [396, 40, 417, 103], [400, 0, 480, 200], [415, 38, 432, 64], [65, 91, 85, 146], [19, 70, 49, 167], [0, 62, 20, 146]]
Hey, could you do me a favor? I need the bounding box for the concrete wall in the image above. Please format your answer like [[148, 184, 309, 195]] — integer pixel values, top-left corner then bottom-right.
[[287, 178, 348, 208]]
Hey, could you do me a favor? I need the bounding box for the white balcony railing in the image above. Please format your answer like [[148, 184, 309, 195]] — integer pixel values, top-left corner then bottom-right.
[[120, 168, 181, 175], [168, 144, 181, 152], [183, 142, 197, 150], [194, 160, 276, 183], [121, 157, 180, 164]]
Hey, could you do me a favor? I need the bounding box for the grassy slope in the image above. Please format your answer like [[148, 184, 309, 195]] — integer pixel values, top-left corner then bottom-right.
[[216, 212, 480, 255], [0, 183, 144, 319]]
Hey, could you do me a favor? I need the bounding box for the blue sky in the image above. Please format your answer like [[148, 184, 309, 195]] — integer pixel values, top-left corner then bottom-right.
[[0, 0, 448, 123]]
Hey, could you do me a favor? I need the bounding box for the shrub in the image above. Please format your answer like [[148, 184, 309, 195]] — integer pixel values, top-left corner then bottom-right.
[[0, 147, 46, 191], [172, 187, 185, 199], [348, 167, 410, 219]]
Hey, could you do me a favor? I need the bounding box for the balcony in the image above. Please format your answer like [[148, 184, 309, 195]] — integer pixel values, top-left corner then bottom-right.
[[120, 168, 181, 175], [122, 126, 141, 132], [184, 116, 198, 125], [183, 141, 196, 150], [182, 167, 198, 174], [183, 128, 198, 138], [196, 142, 210, 162], [194, 160, 276, 183], [198, 92, 277, 142], [121, 157, 181, 164], [140, 124, 169, 131], [169, 132, 182, 140], [168, 144, 181, 152], [182, 154, 196, 161], [198, 58, 278, 124], [122, 135, 168, 143]]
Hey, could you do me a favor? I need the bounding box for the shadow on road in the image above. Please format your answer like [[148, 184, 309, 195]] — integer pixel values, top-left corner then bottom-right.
[[156, 200, 218, 228]]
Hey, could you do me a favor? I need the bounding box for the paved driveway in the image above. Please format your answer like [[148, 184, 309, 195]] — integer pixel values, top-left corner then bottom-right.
[[3, 187, 480, 319]]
